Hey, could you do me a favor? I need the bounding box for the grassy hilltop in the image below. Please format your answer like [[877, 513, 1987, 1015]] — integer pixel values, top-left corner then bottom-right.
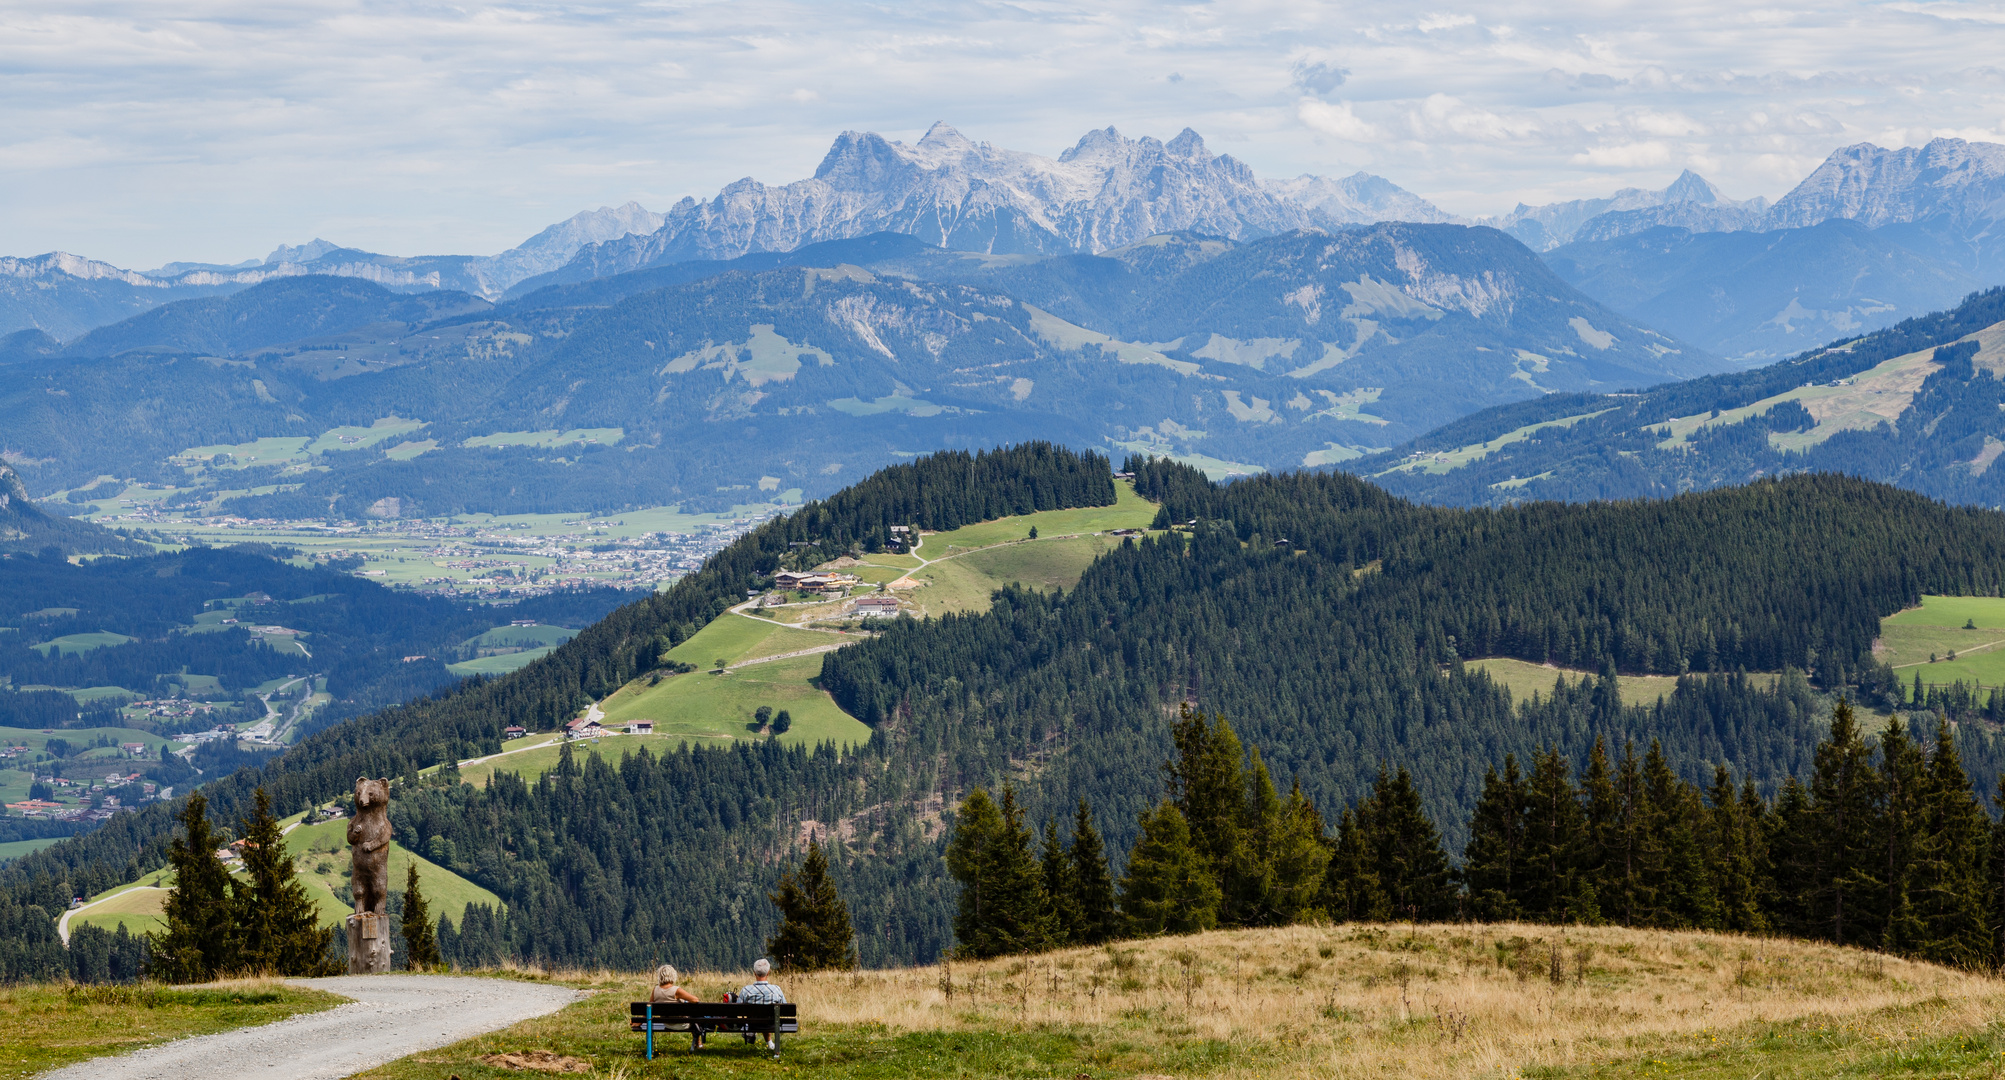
[[350, 924, 2005, 1080]]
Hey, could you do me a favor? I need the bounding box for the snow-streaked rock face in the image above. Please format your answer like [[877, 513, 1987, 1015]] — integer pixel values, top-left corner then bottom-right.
[[561, 123, 1450, 275], [1763, 138, 2005, 230], [0, 253, 167, 288], [1265, 173, 1457, 225], [1485, 170, 1767, 251], [473, 203, 666, 292]]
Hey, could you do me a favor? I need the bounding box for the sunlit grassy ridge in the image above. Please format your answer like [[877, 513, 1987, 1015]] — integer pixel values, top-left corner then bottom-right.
[[352, 924, 2005, 1080]]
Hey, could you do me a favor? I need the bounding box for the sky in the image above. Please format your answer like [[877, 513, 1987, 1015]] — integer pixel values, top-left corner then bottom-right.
[[6, 0, 2005, 269]]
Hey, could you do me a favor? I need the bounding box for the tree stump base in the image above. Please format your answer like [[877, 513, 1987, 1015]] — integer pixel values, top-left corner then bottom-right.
[[347, 913, 392, 974]]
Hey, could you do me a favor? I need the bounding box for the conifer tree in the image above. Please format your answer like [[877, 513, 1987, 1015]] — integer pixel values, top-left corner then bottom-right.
[[1639, 740, 1719, 929], [402, 862, 442, 971], [1462, 756, 1527, 921], [234, 787, 334, 975], [1119, 802, 1221, 935], [1166, 705, 1247, 907], [1991, 775, 2005, 969], [1522, 747, 1596, 923], [1067, 799, 1120, 945], [1767, 776, 1818, 937], [1040, 819, 1081, 944], [1806, 697, 1883, 946], [1360, 766, 1457, 921], [149, 792, 238, 983], [945, 786, 1050, 958], [1913, 716, 1991, 968], [1323, 805, 1389, 921], [1230, 750, 1284, 925], [1598, 741, 1650, 926], [1579, 738, 1626, 921], [1877, 716, 1926, 952], [766, 839, 855, 971], [1705, 768, 1770, 933], [1268, 780, 1332, 924]]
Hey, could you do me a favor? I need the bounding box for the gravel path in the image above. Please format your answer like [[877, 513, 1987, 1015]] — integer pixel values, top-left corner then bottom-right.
[[40, 975, 584, 1080]]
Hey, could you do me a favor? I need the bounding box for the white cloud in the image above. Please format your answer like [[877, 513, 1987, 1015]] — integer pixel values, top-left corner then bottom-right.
[[1571, 141, 1674, 167], [2, 0, 2004, 264], [1298, 99, 1383, 141]]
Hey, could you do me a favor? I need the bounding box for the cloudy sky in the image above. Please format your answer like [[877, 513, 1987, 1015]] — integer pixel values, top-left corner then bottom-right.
[[7, 0, 2005, 268]]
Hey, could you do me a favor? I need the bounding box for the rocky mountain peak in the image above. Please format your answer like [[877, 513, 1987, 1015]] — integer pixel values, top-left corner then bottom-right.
[[1763, 137, 2005, 231]]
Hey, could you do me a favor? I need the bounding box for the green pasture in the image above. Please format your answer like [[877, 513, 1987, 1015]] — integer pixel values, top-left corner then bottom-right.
[[662, 614, 838, 670], [284, 819, 502, 926], [921, 480, 1157, 553], [447, 646, 557, 676], [302, 418, 427, 456], [462, 624, 575, 650], [1877, 596, 2005, 686], [598, 654, 871, 748], [911, 534, 1128, 615], [30, 632, 135, 657], [1466, 658, 1687, 705], [0, 837, 64, 864], [68, 886, 171, 938], [462, 427, 624, 449], [0, 725, 176, 754], [1883, 594, 2005, 629]]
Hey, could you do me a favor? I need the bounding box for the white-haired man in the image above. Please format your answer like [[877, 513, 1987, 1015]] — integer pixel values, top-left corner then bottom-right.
[[731, 957, 786, 1049]]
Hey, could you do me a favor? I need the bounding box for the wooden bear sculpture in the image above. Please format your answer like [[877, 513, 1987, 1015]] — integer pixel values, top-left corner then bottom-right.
[[348, 776, 393, 918]]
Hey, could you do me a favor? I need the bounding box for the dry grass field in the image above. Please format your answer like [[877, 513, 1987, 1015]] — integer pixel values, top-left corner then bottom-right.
[[357, 923, 2005, 1079]]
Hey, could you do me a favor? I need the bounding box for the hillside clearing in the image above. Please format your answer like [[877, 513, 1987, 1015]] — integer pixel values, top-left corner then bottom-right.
[[1877, 595, 2005, 687], [357, 924, 2005, 1080], [920, 480, 1157, 553], [907, 534, 1129, 615], [71, 823, 502, 938], [1466, 658, 1697, 704]]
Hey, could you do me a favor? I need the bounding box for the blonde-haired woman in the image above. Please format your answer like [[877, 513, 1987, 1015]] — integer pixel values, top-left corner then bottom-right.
[[650, 964, 703, 1049], [653, 964, 699, 1003]]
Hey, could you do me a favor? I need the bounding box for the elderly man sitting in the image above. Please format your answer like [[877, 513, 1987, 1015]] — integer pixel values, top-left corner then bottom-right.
[[731, 958, 786, 1049]]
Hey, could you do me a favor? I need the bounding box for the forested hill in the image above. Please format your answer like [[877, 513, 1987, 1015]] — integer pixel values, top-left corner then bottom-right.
[[0, 444, 1117, 976], [11, 446, 2005, 978], [1348, 286, 2005, 508]]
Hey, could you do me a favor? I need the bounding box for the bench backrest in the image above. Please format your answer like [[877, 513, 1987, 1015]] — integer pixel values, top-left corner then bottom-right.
[[629, 1001, 797, 1023]]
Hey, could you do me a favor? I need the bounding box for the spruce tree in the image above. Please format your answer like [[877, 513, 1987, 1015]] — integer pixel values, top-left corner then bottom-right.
[[1360, 766, 1457, 921], [1767, 776, 1818, 937], [1806, 697, 1883, 946], [1230, 750, 1284, 926], [765, 839, 856, 971], [1913, 716, 1991, 968], [945, 786, 1050, 958], [1991, 775, 2005, 969], [1323, 805, 1389, 921], [1705, 768, 1769, 933], [1119, 802, 1221, 935], [1522, 747, 1596, 924], [402, 862, 442, 971], [1040, 819, 1082, 944], [1462, 756, 1527, 921], [148, 792, 238, 982], [1068, 799, 1120, 945], [1639, 740, 1719, 929], [1165, 705, 1246, 911], [1268, 780, 1332, 924], [1877, 716, 1925, 952], [234, 787, 334, 976]]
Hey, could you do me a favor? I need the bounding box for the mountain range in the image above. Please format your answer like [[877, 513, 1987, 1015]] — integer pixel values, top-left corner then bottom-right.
[[14, 127, 2005, 371], [1346, 285, 2005, 509], [0, 223, 1715, 517]]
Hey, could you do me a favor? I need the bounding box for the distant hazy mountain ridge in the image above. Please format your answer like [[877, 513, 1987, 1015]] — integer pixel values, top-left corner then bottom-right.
[[538, 123, 1452, 285]]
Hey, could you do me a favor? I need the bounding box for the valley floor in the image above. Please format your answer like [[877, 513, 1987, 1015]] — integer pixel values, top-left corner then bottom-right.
[[347, 923, 2005, 1080]]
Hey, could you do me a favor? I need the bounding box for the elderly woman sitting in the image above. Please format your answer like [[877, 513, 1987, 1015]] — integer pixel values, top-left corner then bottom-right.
[[652, 964, 700, 1004], [648, 964, 704, 1047]]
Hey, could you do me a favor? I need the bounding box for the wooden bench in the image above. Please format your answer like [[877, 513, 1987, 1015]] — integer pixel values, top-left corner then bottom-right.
[[629, 1001, 798, 1059]]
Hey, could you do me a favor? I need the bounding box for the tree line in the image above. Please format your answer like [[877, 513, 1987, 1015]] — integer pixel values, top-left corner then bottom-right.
[[943, 701, 2005, 970]]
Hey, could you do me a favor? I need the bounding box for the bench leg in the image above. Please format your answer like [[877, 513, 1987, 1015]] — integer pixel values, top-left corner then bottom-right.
[[771, 1031, 781, 1059], [645, 1006, 654, 1061]]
